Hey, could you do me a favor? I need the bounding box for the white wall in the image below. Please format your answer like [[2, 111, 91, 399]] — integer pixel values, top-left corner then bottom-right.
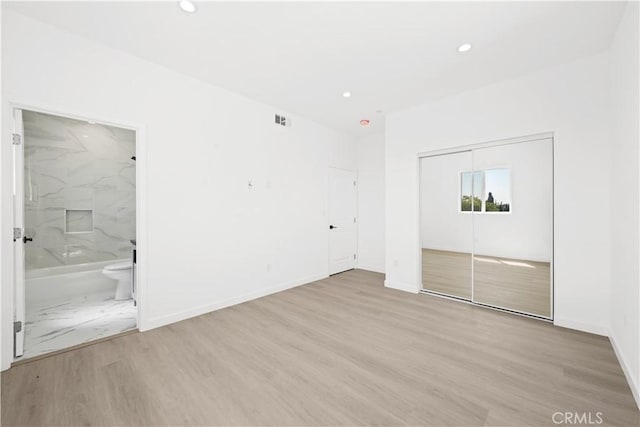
[[356, 133, 385, 273], [386, 51, 612, 334], [420, 139, 553, 263], [609, 2, 639, 407], [0, 10, 356, 370]]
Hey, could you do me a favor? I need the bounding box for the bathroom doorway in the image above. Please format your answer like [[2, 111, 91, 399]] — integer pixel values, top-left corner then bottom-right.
[[12, 108, 139, 360]]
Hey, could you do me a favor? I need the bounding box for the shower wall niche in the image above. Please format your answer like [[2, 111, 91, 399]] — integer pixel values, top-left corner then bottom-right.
[[23, 110, 136, 270]]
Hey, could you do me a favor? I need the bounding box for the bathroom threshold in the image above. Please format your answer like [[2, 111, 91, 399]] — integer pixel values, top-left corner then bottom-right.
[[13, 329, 138, 367]]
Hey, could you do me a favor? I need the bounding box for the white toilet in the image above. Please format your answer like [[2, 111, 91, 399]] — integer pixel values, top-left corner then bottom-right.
[[102, 261, 133, 300]]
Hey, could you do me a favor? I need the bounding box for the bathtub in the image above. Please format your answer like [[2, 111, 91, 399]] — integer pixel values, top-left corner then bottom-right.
[[26, 259, 131, 306]]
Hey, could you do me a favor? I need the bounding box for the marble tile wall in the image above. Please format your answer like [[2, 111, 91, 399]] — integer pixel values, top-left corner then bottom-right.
[[23, 111, 136, 270]]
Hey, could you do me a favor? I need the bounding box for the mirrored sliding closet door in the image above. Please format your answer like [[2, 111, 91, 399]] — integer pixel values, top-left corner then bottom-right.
[[420, 136, 553, 319], [420, 151, 473, 300], [472, 139, 553, 318]]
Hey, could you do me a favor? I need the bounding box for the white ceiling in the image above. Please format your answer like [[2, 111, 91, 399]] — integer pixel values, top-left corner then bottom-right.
[[4, 1, 627, 135]]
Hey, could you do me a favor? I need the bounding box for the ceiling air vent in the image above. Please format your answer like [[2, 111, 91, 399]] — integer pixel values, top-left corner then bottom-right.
[[275, 114, 291, 128]]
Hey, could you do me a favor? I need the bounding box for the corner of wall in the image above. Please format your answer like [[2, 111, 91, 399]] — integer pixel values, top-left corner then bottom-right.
[[610, 331, 640, 410], [552, 317, 609, 337], [384, 279, 419, 294], [608, 0, 640, 410]]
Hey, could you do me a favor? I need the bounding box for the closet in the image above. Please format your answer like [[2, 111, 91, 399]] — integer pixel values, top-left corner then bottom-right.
[[419, 135, 553, 319]]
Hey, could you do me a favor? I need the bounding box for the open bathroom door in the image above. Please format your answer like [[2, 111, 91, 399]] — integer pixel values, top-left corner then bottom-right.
[[12, 108, 25, 358]]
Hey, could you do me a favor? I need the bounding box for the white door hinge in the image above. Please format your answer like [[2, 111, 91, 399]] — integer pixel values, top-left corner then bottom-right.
[[13, 228, 21, 241], [12, 133, 21, 145]]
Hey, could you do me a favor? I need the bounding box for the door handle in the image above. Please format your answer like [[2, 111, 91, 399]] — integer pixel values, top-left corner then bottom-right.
[[23, 236, 33, 244], [329, 225, 338, 230]]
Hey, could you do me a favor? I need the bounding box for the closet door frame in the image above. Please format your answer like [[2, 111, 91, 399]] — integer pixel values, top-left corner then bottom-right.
[[417, 132, 554, 321]]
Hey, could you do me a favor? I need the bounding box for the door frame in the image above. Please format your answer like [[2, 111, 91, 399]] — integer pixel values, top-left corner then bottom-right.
[[416, 132, 554, 321], [328, 166, 358, 275], [12, 109, 25, 357], [4, 101, 148, 367]]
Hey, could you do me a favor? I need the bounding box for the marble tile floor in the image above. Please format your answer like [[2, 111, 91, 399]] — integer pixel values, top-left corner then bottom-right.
[[22, 291, 136, 360]]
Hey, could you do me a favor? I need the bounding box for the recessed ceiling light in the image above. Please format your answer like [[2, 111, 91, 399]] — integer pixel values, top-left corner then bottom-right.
[[360, 119, 370, 127], [457, 43, 472, 53], [179, 0, 196, 13], [342, 91, 351, 98]]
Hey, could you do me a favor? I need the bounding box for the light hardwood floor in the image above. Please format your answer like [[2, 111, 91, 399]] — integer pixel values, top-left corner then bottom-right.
[[2, 270, 638, 426], [423, 249, 551, 317]]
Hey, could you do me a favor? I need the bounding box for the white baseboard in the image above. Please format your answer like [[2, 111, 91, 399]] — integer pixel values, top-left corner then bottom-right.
[[610, 333, 640, 410], [384, 279, 419, 294], [553, 317, 609, 336], [143, 273, 328, 331], [356, 264, 385, 274]]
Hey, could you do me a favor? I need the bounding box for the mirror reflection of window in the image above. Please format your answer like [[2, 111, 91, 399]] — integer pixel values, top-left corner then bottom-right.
[[460, 172, 473, 211], [472, 171, 483, 212], [460, 171, 483, 212], [460, 169, 511, 213], [484, 169, 511, 212]]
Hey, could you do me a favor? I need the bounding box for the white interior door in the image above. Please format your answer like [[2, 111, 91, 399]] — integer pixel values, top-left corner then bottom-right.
[[13, 108, 25, 357], [328, 167, 357, 275]]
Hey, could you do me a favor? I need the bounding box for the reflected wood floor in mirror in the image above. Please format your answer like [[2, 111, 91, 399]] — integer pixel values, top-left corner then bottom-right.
[[3, 270, 637, 426], [422, 249, 472, 299], [422, 249, 551, 317], [474, 254, 551, 318]]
